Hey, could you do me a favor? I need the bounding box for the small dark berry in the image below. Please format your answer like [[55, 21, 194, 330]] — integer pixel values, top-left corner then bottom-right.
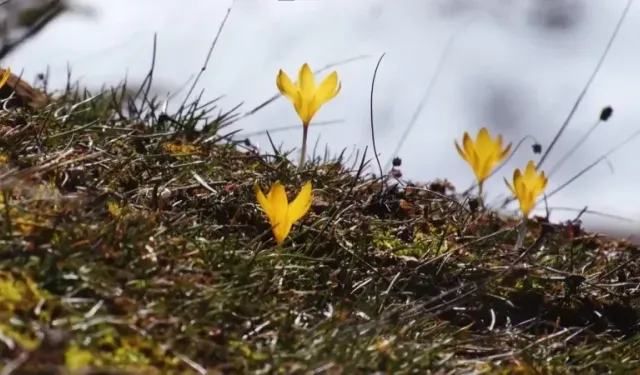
[[392, 157, 402, 167], [532, 143, 542, 154], [600, 106, 613, 122]]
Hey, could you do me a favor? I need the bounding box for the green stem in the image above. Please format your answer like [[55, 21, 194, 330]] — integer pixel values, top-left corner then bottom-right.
[[477, 181, 484, 209], [298, 126, 308, 171], [515, 215, 528, 249]]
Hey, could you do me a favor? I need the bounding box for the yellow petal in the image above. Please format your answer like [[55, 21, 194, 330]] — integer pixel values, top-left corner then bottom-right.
[[504, 177, 516, 195], [476, 156, 493, 182], [269, 182, 291, 244], [520, 191, 534, 217], [496, 135, 503, 149], [532, 172, 547, 202], [461, 132, 477, 170], [266, 182, 275, 201], [269, 182, 289, 218], [255, 181, 275, 224], [0, 68, 10, 89], [514, 171, 526, 197], [500, 142, 512, 161], [454, 141, 468, 162], [314, 71, 340, 104], [512, 168, 523, 196], [539, 172, 548, 191], [462, 132, 476, 166], [307, 72, 340, 123], [276, 69, 299, 101], [476, 127, 493, 157], [525, 160, 537, 177], [273, 220, 293, 245], [514, 170, 533, 216], [294, 90, 312, 126], [288, 181, 312, 224], [298, 63, 316, 99], [469, 150, 481, 180]]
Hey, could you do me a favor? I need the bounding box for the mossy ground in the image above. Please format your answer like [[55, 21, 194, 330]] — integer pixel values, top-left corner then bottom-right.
[[0, 82, 638, 375]]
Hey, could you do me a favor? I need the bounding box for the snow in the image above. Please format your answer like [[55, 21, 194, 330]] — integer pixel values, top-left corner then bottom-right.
[[4, 0, 640, 239]]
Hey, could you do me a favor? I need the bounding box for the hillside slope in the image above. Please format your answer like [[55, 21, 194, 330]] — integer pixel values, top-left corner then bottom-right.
[[0, 73, 637, 374]]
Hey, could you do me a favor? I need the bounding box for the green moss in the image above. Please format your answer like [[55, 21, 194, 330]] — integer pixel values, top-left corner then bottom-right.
[[65, 345, 95, 370], [371, 226, 449, 258], [0, 271, 48, 313], [0, 323, 39, 351]]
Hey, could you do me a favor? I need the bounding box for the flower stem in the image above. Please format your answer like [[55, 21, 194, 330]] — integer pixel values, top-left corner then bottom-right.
[[515, 215, 528, 249], [477, 181, 484, 209], [298, 126, 308, 171]]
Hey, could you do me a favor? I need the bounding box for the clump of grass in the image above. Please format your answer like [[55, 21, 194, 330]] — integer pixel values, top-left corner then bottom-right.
[[0, 68, 636, 375]]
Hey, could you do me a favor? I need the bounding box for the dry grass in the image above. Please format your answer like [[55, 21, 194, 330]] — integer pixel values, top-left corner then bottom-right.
[[0, 76, 637, 375]]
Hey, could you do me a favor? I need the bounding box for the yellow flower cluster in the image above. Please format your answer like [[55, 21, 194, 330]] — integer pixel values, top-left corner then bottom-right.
[[175, 58, 547, 246], [455, 128, 547, 217], [255, 63, 550, 245], [254, 63, 340, 245]]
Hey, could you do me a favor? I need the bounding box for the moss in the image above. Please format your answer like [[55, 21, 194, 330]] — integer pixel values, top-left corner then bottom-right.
[[0, 323, 39, 351], [65, 345, 95, 370], [0, 271, 48, 313]]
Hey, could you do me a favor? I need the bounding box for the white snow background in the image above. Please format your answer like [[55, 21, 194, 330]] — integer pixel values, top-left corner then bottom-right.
[[3, 0, 640, 240]]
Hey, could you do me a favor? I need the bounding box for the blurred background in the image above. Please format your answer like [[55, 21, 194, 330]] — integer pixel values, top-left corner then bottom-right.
[[1, 0, 639, 241]]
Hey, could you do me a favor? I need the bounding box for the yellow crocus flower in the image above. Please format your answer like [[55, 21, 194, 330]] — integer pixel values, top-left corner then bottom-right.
[[276, 63, 340, 170], [255, 181, 312, 245], [504, 160, 548, 217], [276, 63, 340, 127], [455, 127, 512, 184]]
